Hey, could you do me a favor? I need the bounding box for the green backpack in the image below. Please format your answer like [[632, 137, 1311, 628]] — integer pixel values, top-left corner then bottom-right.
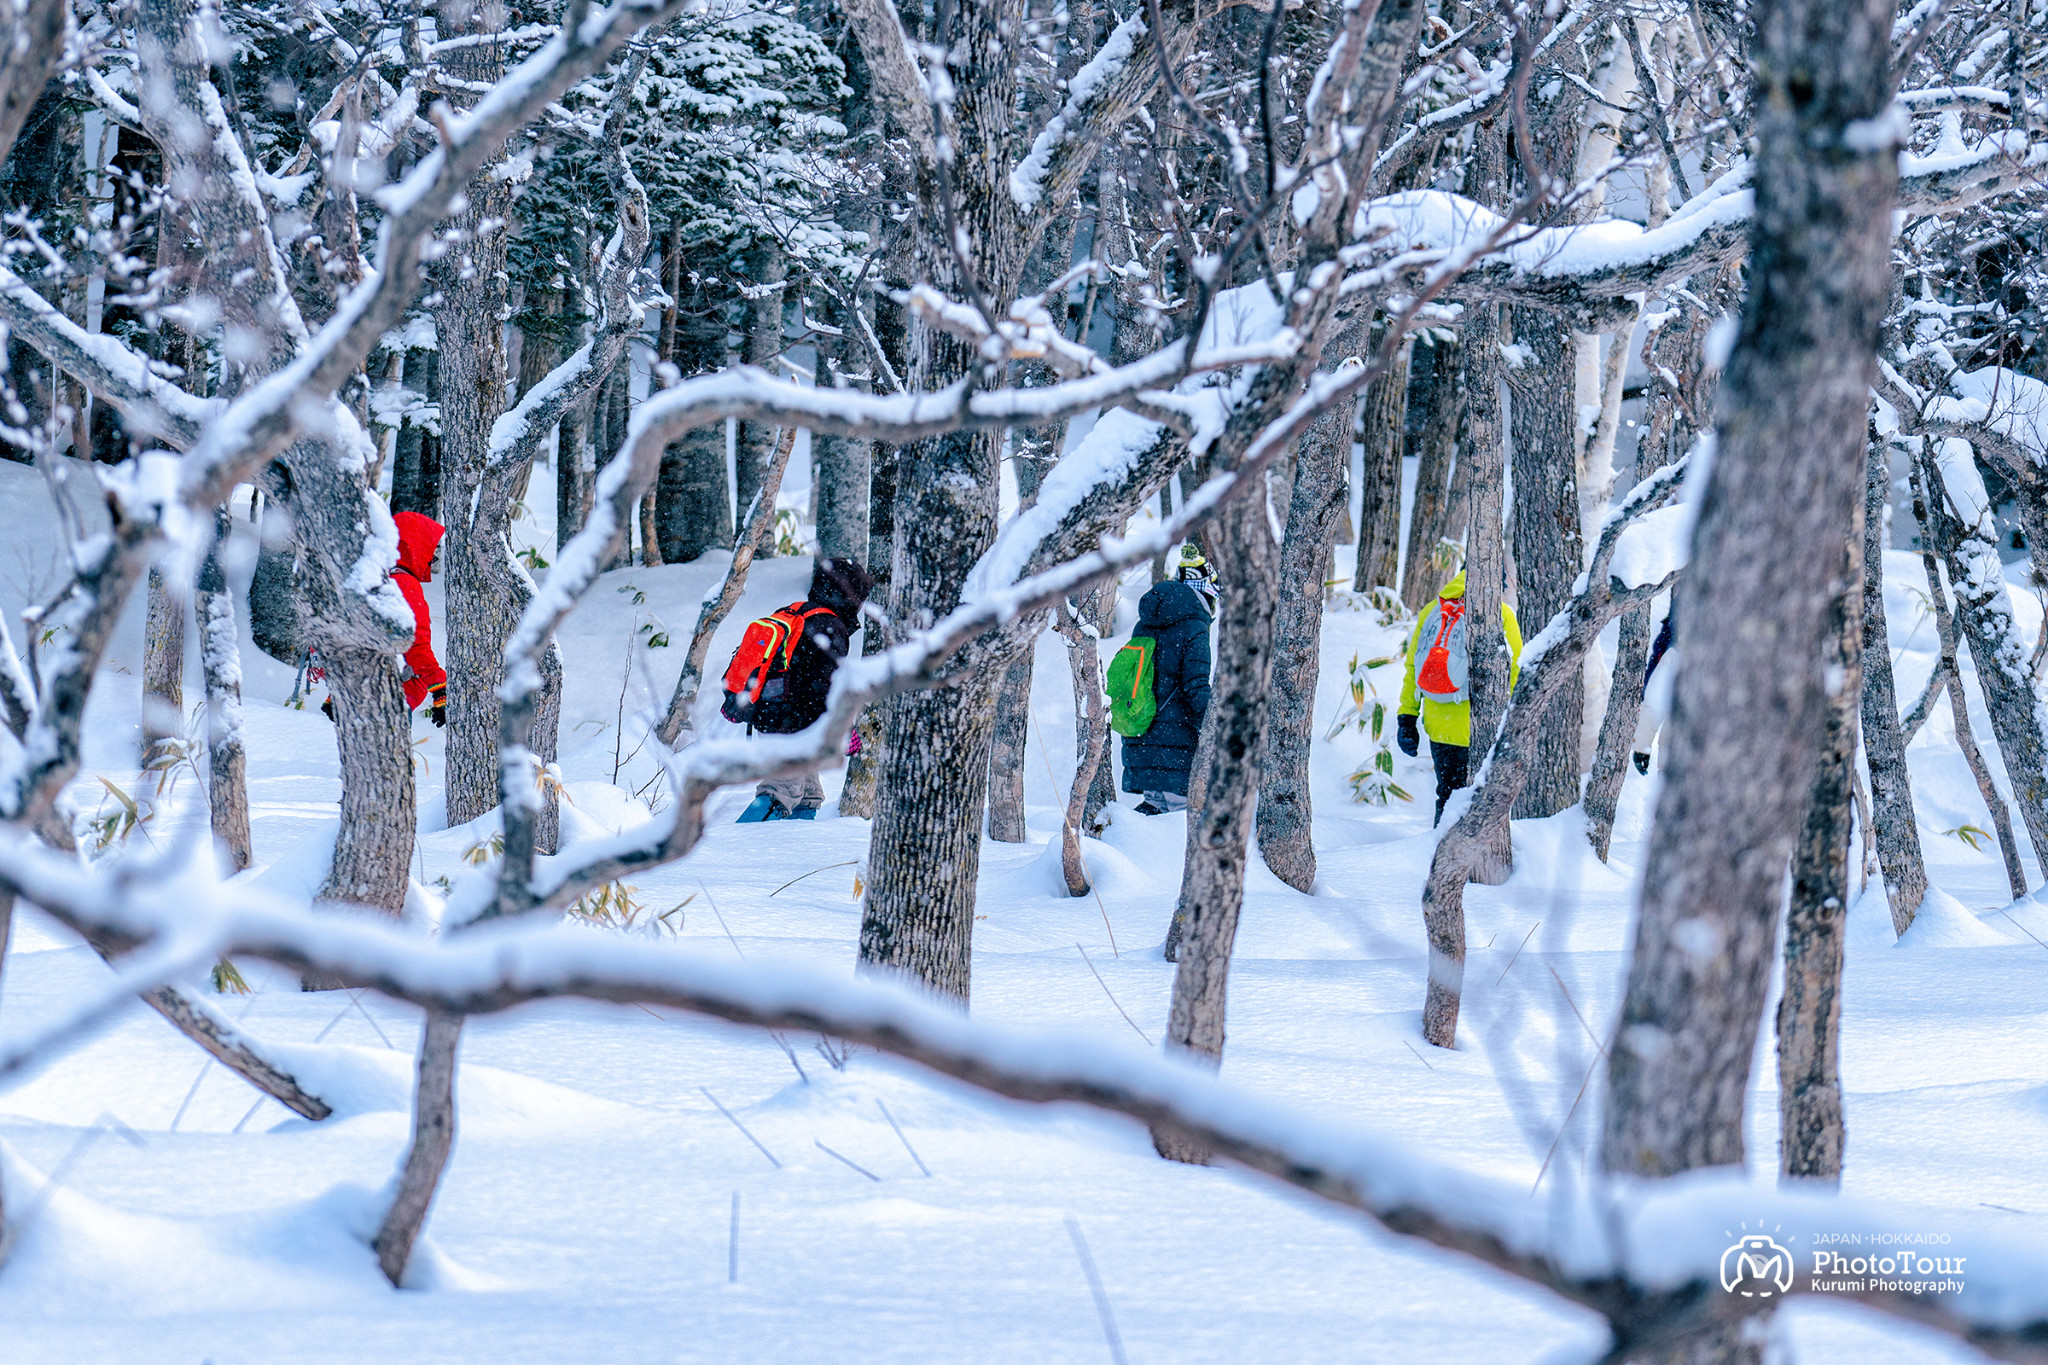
[[1106, 636, 1159, 737]]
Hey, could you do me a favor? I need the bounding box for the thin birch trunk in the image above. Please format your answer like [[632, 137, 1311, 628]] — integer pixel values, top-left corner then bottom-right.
[[1859, 439, 1927, 933], [1156, 487, 1280, 1163], [196, 507, 251, 871], [654, 424, 799, 747], [1256, 396, 1351, 892], [372, 1010, 461, 1287], [1777, 517, 1861, 1183], [1583, 599, 1652, 861], [1052, 597, 1108, 895]]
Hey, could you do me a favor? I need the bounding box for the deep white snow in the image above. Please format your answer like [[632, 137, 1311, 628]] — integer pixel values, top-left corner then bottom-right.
[[1, 454, 2045, 1363]]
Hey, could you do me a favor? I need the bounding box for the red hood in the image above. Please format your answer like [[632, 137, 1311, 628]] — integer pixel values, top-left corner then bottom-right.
[[393, 511, 444, 582]]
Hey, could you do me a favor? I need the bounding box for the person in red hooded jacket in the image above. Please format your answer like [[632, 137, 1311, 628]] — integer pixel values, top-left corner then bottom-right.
[[390, 511, 448, 726]]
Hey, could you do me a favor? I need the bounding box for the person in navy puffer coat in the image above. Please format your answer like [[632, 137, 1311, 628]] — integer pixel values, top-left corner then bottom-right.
[[1119, 576, 1213, 813]]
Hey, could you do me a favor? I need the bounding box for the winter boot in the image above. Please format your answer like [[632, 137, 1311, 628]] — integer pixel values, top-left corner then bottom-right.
[[737, 794, 781, 823], [790, 807, 817, 820]]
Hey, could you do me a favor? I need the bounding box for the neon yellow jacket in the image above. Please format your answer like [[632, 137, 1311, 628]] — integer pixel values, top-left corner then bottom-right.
[[1398, 571, 1523, 747]]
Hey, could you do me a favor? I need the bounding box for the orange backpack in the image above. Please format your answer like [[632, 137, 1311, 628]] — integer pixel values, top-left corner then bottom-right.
[[721, 602, 836, 725], [1415, 598, 1469, 703]]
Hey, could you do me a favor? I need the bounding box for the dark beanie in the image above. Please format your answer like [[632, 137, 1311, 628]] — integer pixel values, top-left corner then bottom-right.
[[811, 556, 875, 618]]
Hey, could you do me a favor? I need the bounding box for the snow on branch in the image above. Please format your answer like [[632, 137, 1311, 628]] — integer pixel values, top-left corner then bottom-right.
[[4, 844, 2047, 1361]]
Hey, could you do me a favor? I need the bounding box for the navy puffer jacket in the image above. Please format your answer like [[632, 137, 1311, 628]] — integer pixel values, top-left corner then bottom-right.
[[1119, 580, 1214, 797]]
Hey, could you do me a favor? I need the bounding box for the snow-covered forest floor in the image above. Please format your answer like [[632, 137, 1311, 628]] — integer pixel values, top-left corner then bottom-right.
[[2, 455, 2045, 1364]]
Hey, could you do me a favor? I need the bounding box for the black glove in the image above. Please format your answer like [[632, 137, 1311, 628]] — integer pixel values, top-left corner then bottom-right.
[[429, 686, 448, 728], [320, 695, 336, 722], [1396, 712, 1420, 757]]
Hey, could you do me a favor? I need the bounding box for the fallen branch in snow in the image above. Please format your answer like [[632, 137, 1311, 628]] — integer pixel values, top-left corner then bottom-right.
[[6, 860, 2048, 1361], [1422, 458, 1691, 1050]]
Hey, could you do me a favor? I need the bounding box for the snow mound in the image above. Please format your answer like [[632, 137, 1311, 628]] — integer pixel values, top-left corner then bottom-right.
[[559, 780, 656, 849], [0, 1141, 490, 1312], [1849, 882, 2016, 950], [259, 1043, 648, 1131], [1018, 827, 1161, 900], [1609, 503, 1690, 589]]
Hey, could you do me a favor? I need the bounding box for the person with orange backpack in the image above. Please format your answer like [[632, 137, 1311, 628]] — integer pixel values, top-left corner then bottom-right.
[[1396, 570, 1522, 824], [724, 557, 875, 821]]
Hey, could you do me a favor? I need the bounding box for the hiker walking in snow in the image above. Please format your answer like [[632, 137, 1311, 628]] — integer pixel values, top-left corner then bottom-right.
[[724, 557, 875, 821], [1396, 570, 1522, 824], [1114, 546, 1215, 814], [323, 510, 447, 726]]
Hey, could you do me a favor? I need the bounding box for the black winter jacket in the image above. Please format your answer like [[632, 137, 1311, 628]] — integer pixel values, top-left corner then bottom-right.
[[1120, 580, 1214, 796], [746, 560, 871, 734]]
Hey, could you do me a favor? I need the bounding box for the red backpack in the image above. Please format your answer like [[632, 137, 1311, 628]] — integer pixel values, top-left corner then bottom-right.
[[1415, 598, 1469, 703], [721, 603, 836, 725]]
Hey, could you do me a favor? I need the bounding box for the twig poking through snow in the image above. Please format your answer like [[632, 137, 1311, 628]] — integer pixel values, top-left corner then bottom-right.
[[876, 1100, 930, 1177], [1075, 944, 1151, 1046], [768, 861, 860, 897], [814, 1139, 882, 1182], [1064, 1216, 1128, 1365], [1546, 966, 1609, 1059], [1401, 1039, 1435, 1072], [701, 1088, 780, 1169], [1495, 921, 1541, 985]]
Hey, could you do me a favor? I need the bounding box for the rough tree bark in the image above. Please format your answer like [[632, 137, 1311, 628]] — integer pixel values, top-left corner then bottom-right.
[[837, 285, 907, 820], [1155, 487, 1280, 1163], [812, 293, 871, 561], [1777, 515, 1861, 1183], [141, 567, 184, 751], [1351, 336, 1408, 593], [1256, 397, 1352, 891], [1399, 337, 1462, 611], [371, 1010, 461, 1286], [1459, 302, 1513, 885], [657, 279, 733, 563], [1603, 0, 1897, 1263], [1051, 594, 1109, 895], [1507, 310, 1584, 819], [1858, 439, 1927, 934], [196, 508, 251, 871], [736, 239, 785, 548]]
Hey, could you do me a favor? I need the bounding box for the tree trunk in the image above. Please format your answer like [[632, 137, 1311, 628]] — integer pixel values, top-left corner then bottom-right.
[[1351, 339, 1407, 593], [813, 294, 871, 561], [1155, 488, 1280, 1164], [986, 650, 1034, 843], [196, 507, 251, 871], [372, 1011, 461, 1287], [1859, 438, 1927, 934], [141, 567, 184, 751], [736, 239, 785, 549], [1915, 532, 2028, 899], [838, 283, 908, 820], [247, 498, 300, 667], [857, 413, 1001, 996], [556, 393, 587, 552], [1459, 302, 1513, 886], [1053, 596, 1109, 895], [658, 281, 732, 563], [1256, 398, 1351, 892], [654, 425, 799, 747], [1584, 601, 1652, 861], [1400, 338, 1462, 611], [1777, 516, 1860, 1183], [987, 449, 1050, 844], [1602, 0, 1897, 1196], [1919, 440, 2048, 886], [1507, 310, 1584, 819], [433, 0, 516, 830]]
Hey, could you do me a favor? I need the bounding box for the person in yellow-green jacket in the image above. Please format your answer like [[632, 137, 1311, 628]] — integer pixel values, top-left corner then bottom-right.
[[1395, 571, 1522, 824]]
